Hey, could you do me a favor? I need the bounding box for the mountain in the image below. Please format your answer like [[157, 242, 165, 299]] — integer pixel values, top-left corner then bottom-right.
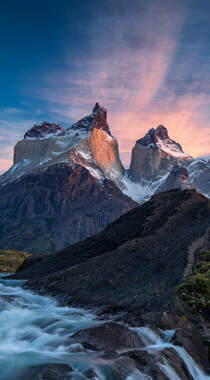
[[129, 125, 192, 182], [1, 103, 210, 253], [126, 125, 210, 202], [16, 189, 210, 371], [0, 104, 136, 253], [0, 103, 124, 188], [125, 125, 194, 203]]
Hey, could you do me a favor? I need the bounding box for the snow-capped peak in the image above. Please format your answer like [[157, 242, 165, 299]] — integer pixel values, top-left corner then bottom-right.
[[137, 125, 192, 160]]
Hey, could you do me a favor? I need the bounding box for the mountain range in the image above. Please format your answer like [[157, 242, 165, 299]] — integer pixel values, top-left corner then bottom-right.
[[0, 103, 210, 253]]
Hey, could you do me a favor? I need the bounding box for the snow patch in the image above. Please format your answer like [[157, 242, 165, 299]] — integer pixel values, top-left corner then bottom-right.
[[122, 172, 169, 204], [156, 137, 191, 160]]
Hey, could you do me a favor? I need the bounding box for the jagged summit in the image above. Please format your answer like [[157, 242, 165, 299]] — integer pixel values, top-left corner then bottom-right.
[[0, 103, 123, 188], [92, 102, 101, 114], [130, 124, 192, 184], [24, 121, 65, 139], [137, 124, 184, 154], [70, 102, 110, 135]]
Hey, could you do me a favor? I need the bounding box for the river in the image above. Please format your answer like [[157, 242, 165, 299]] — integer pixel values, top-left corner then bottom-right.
[[0, 274, 209, 380]]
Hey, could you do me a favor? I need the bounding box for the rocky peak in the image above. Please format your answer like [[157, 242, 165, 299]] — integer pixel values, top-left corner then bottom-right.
[[70, 103, 110, 134], [130, 125, 192, 182], [93, 103, 110, 135], [136, 128, 156, 147], [155, 165, 193, 194], [137, 125, 181, 150], [92, 102, 101, 114], [155, 125, 169, 140], [24, 122, 65, 139], [1, 103, 123, 189]]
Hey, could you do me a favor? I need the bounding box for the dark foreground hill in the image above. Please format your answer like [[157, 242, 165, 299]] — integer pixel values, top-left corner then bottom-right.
[[16, 189, 210, 371], [16, 189, 210, 320]]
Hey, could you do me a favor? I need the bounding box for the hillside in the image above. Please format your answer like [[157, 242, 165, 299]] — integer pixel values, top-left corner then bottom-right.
[[16, 189, 210, 319]]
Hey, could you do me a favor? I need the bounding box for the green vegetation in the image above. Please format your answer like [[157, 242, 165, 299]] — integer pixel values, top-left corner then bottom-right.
[[0, 250, 30, 272], [176, 249, 210, 314]]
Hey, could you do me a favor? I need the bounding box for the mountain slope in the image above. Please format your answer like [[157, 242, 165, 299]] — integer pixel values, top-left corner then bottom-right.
[[16, 189, 210, 372], [0, 163, 135, 253], [16, 189, 210, 319]]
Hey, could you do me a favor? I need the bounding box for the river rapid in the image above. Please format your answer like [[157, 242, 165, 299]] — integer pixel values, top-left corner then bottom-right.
[[0, 274, 209, 380]]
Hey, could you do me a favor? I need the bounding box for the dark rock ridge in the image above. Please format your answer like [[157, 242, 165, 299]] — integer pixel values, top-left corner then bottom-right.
[[155, 165, 193, 193], [0, 163, 136, 253], [24, 121, 65, 139]]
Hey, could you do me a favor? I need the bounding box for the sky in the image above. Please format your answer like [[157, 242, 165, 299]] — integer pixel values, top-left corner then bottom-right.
[[1, 0, 210, 172]]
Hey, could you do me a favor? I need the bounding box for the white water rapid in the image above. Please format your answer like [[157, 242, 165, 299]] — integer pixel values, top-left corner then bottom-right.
[[0, 274, 209, 380]]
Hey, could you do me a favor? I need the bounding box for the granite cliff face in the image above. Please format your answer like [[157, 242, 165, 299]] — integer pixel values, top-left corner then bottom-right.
[[1, 103, 124, 188], [129, 125, 192, 182]]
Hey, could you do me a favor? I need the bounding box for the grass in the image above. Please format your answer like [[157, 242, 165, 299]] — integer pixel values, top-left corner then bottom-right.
[[176, 249, 210, 315], [0, 250, 31, 272]]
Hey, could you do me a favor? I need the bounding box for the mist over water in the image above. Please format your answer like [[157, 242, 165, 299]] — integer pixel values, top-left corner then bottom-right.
[[0, 274, 209, 380]]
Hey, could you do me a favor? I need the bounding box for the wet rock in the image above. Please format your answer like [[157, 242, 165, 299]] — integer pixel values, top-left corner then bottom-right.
[[0, 294, 24, 305], [146, 347, 194, 380], [127, 349, 152, 372], [111, 356, 137, 379], [83, 368, 100, 379], [69, 372, 88, 380], [71, 322, 143, 353], [173, 325, 210, 372], [21, 363, 73, 380]]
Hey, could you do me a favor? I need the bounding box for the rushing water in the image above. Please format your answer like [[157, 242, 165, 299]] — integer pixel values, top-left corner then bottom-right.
[[0, 274, 209, 380]]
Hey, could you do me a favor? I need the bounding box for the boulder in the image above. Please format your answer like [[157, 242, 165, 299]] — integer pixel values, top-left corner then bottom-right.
[[71, 322, 143, 353]]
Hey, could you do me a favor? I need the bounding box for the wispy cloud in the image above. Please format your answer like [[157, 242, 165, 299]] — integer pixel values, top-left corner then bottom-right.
[[27, 0, 210, 164], [2, 0, 210, 172]]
